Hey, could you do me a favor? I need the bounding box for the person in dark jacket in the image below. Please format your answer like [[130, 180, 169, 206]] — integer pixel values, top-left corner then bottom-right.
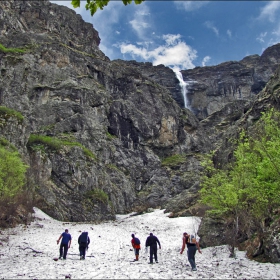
[[180, 232, 202, 271], [78, 231, 90, 260], [145, 233, 161, 264], [57, 229, 72, 260]]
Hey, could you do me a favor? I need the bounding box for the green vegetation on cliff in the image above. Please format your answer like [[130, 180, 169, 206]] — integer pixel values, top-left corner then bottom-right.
[[0, 144, 28, 198], [200, 108, 280, 254], [0, 43, 27, 54], [86, 188, 109, 204], [0, 106, 24, 123], [161, 154, 186, 167], [27, 134, 96, 159], [0, 139, 34, 228]]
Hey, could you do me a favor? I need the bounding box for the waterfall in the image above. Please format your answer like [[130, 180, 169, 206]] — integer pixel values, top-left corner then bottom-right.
[[173, 68, 190, 109]]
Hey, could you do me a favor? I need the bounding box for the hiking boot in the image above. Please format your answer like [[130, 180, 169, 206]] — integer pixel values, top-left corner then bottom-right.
[[192, 268, 197, 271], [59, 256, 62, 260], [148, 262, 153, 264], [156, 261, 158, 263]]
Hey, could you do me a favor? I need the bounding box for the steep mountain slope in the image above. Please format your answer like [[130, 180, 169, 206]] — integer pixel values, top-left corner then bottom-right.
[[0, 0, 208, 222]]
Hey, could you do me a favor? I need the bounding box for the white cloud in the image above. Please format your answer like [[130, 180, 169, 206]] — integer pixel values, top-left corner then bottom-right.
[[163, 34, 181, 46], [257, 2, 280, 22], [119, 34, 197, 69], [272, 24, 280, 37], [256, 32, 267, 43], [268, 23, 280, 46], [204, 21, 219, 36], [227, 30, 232, 39], [202, 56, 211, 67], [129, 4, 151, 40], [174, 1, 209, 12]]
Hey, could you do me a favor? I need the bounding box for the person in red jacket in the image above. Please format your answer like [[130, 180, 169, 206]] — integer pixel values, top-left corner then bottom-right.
[[131, 234, 141, 261]]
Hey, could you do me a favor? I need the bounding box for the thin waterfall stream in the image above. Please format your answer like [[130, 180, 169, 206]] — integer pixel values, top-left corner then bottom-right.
[[173, 69, 191, 109]]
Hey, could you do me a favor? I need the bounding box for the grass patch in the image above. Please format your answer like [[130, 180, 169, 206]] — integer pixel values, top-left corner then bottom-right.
[[161, 154, 186, 167], [0, 106, 24, 123], [0, 137, 17, 152], [0, 43, 27, 54], [39, 124, 56, 132], [27, 134, 96, 159], [106, 131, 117, 141], [106, 164, 122, 173], [86, 189, 109, 204]]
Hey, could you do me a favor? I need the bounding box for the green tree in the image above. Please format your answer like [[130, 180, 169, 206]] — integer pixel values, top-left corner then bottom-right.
[[200, 109, 280, 256], [71, 0, 144, 16], [0, 146, 28, 197]]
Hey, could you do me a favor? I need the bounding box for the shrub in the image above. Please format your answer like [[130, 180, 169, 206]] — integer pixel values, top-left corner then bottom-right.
[[87, 189, 109, 204], [0, 146, 28, 198]]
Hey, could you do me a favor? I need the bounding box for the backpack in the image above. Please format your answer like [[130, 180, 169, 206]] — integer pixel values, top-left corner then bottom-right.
[[79, 232, 88, 247], [188, 234, 196, 244], [134, 237, 140, 245]]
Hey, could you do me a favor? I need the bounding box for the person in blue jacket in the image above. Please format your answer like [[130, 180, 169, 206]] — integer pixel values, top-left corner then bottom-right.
[[57, 229, 72, 260], [78, 231, 90, 260]]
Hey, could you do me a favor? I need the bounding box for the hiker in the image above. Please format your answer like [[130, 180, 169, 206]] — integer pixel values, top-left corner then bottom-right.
[[145, 233, 161, 264], [180, 232, 202, 271], [131, 233, 141, 261], [57, 229, 72, 260], [78, 231, 90, 260]]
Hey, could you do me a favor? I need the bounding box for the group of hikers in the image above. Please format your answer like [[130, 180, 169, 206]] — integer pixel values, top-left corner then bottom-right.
[[57, 229, 202, 271], [57, 229, 90, 260]]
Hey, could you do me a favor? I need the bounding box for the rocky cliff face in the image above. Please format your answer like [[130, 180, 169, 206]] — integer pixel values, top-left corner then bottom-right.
[[119, 44, 280, 123], [0, 0, 209, 223], [181, 45, 280, 120]]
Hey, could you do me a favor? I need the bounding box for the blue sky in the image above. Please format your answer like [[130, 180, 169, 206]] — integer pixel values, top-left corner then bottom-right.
[[51, 1, 280, 70]]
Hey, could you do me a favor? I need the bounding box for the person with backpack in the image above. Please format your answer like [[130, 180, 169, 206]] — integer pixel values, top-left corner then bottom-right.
[[57, 229, 72, 260], [180, 232, 202, 271], [131, 233, 141, 261], [78, 231, 90, 260], [145, 232, 161, 264]]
